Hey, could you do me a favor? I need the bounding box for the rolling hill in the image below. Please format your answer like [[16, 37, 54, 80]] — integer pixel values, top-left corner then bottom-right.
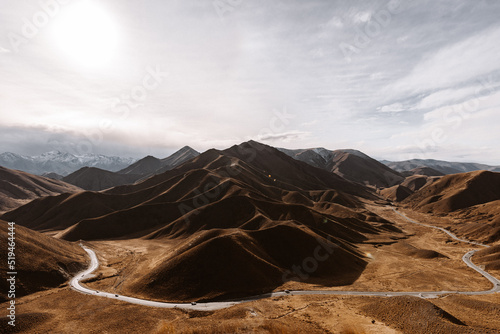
[[62, 167, 142, 191], [403, 171, 500, 243], [118, 146, 199, 176], [403, 171, 500, 213], [0, 220, 86, 302], [280, 147, 403, 188], [0, 166, 81, 213], [381, 175, 439, 202]]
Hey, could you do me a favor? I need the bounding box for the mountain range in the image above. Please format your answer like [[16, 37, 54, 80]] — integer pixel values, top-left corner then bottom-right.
[[0, 151, 137, 176], [383, 159, 500, 175], [61, 146, 200, 191], [1, 141, 402, 301]]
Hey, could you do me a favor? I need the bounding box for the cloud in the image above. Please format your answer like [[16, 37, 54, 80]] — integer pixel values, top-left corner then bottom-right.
[[385, 27, 500, 96], [1, 0, 500, 164], [377, 103, 405, 113], [0, 47, 10, 53], [325, 16, 343, 28], [352, 11, 372, 23], [257, 131, 308, 142], [415, 85, 483, 111]]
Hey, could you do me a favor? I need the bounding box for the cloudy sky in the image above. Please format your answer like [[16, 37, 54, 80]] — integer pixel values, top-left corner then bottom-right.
[[1, 0, 500, 163]]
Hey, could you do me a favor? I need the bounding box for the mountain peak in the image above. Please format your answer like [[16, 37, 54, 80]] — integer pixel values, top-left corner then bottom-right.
[[178, 146, 196, 153]]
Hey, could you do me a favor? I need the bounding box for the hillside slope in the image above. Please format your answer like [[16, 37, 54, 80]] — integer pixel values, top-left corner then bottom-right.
[[62, 167, 142, 191], [403, 171, 500, 213], [0, 220, 86, 302], [280, 147, 403, 188], [0, 166, 81, 213]]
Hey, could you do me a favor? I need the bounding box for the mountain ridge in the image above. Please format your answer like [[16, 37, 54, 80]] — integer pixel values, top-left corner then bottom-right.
[[0, 151, 137, 176]]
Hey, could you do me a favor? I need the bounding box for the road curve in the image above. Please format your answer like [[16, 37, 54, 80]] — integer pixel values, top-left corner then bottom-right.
[[70, 208, 500, 310]]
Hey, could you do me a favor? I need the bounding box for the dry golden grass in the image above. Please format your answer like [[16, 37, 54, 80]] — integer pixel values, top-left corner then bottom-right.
[[156, 320, 293, 334], [340, 326, 367, 334]]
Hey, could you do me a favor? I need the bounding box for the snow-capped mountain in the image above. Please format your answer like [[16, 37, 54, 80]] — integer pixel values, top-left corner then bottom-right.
[[0, 151, 137, 176]]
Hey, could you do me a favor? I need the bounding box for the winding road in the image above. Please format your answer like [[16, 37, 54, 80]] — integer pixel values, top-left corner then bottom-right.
[[70, 208, 500, 311]]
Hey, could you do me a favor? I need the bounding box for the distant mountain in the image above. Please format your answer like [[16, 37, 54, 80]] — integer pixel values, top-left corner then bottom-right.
[[119, 146, 199, 176], [0, 151, 137, 176], [0, 166, 81, 213], [384, 159, 500, 175], [63, 147, 200, 191], [153, 146, 200, 174], [401, 167, 445, 177], [279, 147, 403, 188], [63, 167, 142, 191], [118, 155, 163, 175]]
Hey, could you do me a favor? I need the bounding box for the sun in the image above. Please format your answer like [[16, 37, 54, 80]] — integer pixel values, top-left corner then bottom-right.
[[51, 1, 119, 68]]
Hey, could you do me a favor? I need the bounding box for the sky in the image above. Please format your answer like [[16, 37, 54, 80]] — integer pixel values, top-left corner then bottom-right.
[[1, 0, 500, 164]]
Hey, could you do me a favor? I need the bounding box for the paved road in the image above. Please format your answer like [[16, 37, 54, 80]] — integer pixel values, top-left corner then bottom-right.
[[70, 208, 500, 310]]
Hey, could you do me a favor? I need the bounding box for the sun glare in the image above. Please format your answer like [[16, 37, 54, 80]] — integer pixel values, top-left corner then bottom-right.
[[51, 1, 118, 68]]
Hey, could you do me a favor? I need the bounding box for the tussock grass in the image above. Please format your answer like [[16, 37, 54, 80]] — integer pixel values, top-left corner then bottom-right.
[[156, 320, 294, 333]]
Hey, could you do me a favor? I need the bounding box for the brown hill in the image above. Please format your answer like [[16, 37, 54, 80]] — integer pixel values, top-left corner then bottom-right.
[[401, 175, 436, 192], [280, 147, 404, 188], [118, 146, 200, 177], [392, 242, 448, 259], [380, 184, 414, 202], [327, 151, 404, 188], [381, 175, 441, 202], [118, 155, 163, 175], [0, 220, 86, 302], [0, 166, 81, 213], [62, 167, 142, 191], [403, 171, 500, 213], [157, 146, 200, 172], [361, 296, 496, 334], [126, 224, 366, 301]]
